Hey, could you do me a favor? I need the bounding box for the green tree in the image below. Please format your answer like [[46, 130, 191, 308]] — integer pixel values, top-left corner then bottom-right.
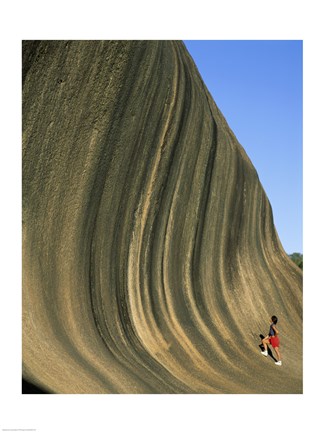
[[289, 252, 303, 270]]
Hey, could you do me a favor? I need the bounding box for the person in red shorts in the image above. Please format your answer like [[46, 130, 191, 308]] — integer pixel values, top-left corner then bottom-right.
[[261, 315, 282, 366]]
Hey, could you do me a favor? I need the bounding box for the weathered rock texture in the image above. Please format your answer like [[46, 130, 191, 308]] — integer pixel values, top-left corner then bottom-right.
[[22, 40, 302, 393]]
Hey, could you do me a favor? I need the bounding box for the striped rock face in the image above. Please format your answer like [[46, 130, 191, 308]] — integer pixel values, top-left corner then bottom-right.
[[22, 40, 302, 394]]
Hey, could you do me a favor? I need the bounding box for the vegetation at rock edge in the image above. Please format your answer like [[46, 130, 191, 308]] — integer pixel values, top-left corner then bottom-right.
[[289, 252, 303, 270]]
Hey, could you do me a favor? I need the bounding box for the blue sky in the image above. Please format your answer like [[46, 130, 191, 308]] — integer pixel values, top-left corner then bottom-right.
[[184, 40, 303, 255]]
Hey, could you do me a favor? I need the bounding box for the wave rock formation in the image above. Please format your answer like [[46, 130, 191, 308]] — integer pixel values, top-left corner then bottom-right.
[[22, 40, 302, 393]]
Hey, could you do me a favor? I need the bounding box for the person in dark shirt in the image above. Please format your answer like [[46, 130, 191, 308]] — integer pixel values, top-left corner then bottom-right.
[[261, 315, 282, 366]]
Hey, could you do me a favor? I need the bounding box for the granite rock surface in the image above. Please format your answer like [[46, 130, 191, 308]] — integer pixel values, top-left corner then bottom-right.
[[22, 40, 302, 393]]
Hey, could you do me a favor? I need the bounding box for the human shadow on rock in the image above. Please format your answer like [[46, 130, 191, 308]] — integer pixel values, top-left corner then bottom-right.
[[259, 334, 277, 362]]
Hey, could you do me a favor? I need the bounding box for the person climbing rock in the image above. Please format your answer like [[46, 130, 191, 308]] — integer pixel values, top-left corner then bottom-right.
[[261, 315, 282, 366]]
